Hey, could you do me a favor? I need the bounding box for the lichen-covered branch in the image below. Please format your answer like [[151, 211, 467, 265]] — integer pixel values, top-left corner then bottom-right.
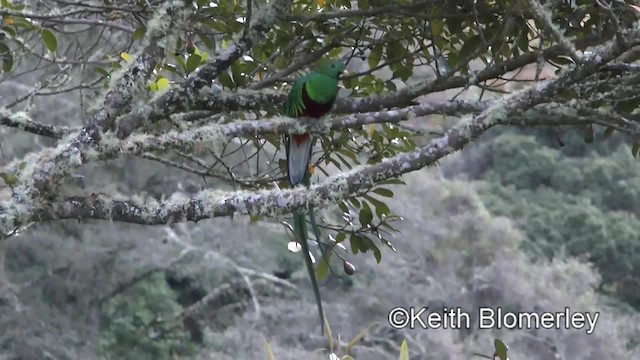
[[7, 25, 638, 231], [0, 109, 69, 139], [180, 33, 611, 116], [114, 0, 293, 139], [0, 1, 192, 236], [0, 10, 639, 238]]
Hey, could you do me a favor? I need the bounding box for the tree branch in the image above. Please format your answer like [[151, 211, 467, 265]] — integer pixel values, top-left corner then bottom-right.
[[114, 0, 293, 139], [11, 21, 636, 232]]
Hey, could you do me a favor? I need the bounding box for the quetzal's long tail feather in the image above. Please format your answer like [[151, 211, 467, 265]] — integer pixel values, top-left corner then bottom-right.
[[293, 208, 324, 335], [287, 135, 324, 334]]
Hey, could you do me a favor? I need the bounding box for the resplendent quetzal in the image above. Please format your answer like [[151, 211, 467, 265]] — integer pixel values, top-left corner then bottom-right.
[[283, 59, 346, 333]]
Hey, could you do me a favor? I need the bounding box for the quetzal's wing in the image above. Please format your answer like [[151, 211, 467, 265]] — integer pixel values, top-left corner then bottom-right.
[[282, 74, 308, 118]]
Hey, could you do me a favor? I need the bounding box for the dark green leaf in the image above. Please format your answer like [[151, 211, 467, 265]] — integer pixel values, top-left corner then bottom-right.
[[632, 143, 640, 158], [196, 30, 215, 50], [218, 70, 235, 88], [369, 44, 382, 69], [386, 40, 406, 61], [371, 242, 382, 263], [40, 28, 57, 52], [459, 35, 481, 60], [602, 127, 614, 140], [381, 178, 405, 185], [0, 42, 12, 73], [364, 195, 391, 218], [95, 67, 110, 78], [392, 67, 412, 81], [185, 53, 201, 73], [349, 234, 364, 254], [359, 204, 373, 226], [338, 201, 348, 214], [373, 188, 394, 197]]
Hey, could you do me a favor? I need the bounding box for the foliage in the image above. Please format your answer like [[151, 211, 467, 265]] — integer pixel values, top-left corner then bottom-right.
[[98, 273, 197, 360], [444, 127, 640, 308]]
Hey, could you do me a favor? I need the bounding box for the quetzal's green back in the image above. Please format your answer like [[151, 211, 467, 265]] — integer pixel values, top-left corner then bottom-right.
[[282, 60, 345, 118]]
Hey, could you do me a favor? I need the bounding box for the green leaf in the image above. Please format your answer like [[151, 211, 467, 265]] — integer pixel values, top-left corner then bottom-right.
[[369, 44, 383, 69], [40, 28, 57, 52], [431, 19, 443, 37], [95, 67, 110, 78], [373, 188, 394, 197], [120, 52, 133, 63], [185, 53, 201, 73], [359, 203, 373, 226], [602, 127, 614, 140], [632, 143, 640, 158], [371, 242, 382, 263], [0, 172, 18, 186], [399, 339, 409, 360], [549, 55, 575, 66], [367, 196, 390, 218], [382, 178, 405, 185], [459, 35, 481, 60], [0, 42, 13, 73], [392, 67, 412, 81], [156, 77, 170, 91], [349, 234, 364, 254], [335, 232, 346, 243], [195, 29, 215, 49], [174, 55, 186, 73], [338, 201, 348, 213], [386, 40, 406, 61], [494, 339, 508, 360], [198, 50, 209, 63], [133, 27, 146, 40]]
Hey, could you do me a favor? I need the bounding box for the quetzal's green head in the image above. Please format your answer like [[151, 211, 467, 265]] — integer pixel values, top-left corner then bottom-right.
[[313, 59, 347, 78]]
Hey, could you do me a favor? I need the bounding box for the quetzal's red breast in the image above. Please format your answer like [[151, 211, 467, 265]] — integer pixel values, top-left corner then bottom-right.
[[293, 82, 337, 145]]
